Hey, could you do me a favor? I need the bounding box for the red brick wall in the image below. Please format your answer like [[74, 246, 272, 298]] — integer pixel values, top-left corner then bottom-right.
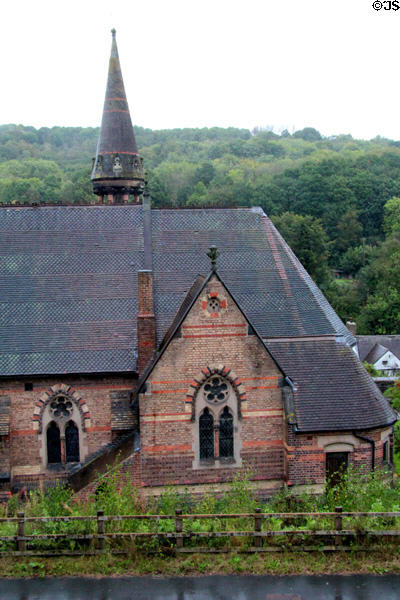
[[287, 427, 392, 486], [139, 276, 286, 489], [137, 270, 156, 374], [287, 429, 325, 485], [0, 374, 135, 490]]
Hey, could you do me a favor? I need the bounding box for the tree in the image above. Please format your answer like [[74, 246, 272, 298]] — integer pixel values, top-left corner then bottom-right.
[[383, 197, 400, 236], [186, 182, 208, 207], [357, 234, 400, 333], [339, 244, 374, 277], [324, 279, 362, 323], [271, 212, 330, 285], [293, 127, 322, 142], [334, 209, 363, 254]]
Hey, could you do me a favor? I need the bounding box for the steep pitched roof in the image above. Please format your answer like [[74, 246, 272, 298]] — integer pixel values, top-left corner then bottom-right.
[[358, 335, 400, 363], [365, 343, 389, 365], [134, 268, 286, 393], [0, 205, 354, 377], [269, 339, 396, 432], [150, 207, 355, 346]]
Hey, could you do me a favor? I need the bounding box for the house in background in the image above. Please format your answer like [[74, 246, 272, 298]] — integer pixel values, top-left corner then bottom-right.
[[356, 335, 400, 394], [357, 336, 400, 376], [0, 31, 396, 501]]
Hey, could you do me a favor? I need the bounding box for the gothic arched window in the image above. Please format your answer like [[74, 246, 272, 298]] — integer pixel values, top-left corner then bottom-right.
[[47, 421, 61, 464], [39, 389, 86, 469], [199, 408, 214, 459], [65, 421, 80, 463], [219, 406, 234, 458]]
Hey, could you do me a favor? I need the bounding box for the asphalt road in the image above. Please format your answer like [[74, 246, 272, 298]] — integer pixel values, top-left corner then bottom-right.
[[1, 574, 400, 599]]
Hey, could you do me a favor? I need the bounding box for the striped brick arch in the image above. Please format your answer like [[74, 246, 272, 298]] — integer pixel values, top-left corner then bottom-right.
[[185, 365, 247, 421], [32, 384, 91, 434]]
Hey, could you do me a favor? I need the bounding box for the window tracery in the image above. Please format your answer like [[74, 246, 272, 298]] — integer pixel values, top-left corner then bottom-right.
[[219, 406, 234, 459], [193, 371, 242, 469], [199, 408, 214, 460], [204, 376, 228, 405], [37, 389, 86, 468], [50, 396, 73, 419], [65, 421, 80, 463]]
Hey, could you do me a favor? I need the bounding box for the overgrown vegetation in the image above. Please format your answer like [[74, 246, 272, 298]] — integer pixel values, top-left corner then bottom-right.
[[0, 466, 399, 556]]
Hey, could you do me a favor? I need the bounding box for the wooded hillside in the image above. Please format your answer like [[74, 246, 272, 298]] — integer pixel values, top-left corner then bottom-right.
[[1, 123, 399, 335]]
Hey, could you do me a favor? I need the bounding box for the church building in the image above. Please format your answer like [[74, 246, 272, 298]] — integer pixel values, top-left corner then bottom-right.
[[0, 31, 396, 501]]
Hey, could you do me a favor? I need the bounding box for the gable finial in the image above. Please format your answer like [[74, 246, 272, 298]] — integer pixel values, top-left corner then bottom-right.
[[207, 246, 219, 271], [111, 28, 116, 38]]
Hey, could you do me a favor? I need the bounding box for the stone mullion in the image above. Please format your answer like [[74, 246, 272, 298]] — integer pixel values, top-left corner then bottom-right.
[[214, 423, 219, 459], [60, 434, 66, 463]]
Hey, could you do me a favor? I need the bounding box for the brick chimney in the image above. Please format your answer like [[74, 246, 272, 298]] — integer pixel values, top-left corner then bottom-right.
[[137, 270, 156, 374], [346, 320, 357, 337]]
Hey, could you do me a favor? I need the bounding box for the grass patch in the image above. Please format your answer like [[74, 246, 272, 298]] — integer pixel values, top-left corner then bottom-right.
[[1, 549, 400, 578]]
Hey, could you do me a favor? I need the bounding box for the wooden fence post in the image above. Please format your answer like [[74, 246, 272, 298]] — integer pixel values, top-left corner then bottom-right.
[[254, 508, 262, 547], [335, 506, 343, 546], [175, 509, 183, 548], [17, 511, 26, 553], [97, 510, 105, 551]]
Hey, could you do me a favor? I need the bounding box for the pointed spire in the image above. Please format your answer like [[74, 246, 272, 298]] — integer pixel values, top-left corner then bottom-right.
[[91, 29, 145, 203]]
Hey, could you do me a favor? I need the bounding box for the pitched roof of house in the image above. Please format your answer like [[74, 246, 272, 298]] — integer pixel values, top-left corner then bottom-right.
[[0, 204, 355, 378], [357, 335, 400, 363], [365, 343, 389, 365], [269, 339, 396, 431]]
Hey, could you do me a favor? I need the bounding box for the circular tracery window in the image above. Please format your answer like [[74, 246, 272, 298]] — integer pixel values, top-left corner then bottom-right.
[[50, 396, 73, 419], [207, 297, 220, 313], [204, 376, 229, 405]]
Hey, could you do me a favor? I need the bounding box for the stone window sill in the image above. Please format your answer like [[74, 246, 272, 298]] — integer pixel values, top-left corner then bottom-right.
[[197, 457, 237, 469]]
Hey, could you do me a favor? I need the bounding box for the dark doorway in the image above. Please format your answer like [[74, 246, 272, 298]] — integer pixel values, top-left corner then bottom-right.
[[199, 408, 214, 459], [219, 406, 233, 458], [326, 452, 348, 486], [65, 421, 80, 462], [47, 421, 61, 464]]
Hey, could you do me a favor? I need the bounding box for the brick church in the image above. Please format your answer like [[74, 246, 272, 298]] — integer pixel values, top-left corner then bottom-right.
[[0, 31, 396, 500]]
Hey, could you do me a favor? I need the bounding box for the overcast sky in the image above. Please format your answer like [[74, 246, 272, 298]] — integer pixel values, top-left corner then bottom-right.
[[2, 0, 399, 140]]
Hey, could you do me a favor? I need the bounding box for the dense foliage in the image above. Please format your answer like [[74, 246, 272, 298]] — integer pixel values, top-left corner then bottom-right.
[[0, 466, 399, 556], [1, 123, 400, 333]]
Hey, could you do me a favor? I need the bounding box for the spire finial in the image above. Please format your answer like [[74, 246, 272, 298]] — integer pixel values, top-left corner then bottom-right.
[[207, 246, 219, 271], [111, 28, 116, 38]]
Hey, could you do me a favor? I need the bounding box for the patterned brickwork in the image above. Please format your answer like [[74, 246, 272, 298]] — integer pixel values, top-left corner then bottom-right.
[[139, 275, 286, 489], [0, 375, 134, 490], [286, 427, 392, 486]]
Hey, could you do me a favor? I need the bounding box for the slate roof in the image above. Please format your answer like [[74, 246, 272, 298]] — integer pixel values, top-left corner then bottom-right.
[[268, 340, 396, 432], [365, 343, 389, 365], [0, 204, 354, 378], [150, 208, 355, 346], [357, 335, 400, 363], [0, 205, 144, 376]]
